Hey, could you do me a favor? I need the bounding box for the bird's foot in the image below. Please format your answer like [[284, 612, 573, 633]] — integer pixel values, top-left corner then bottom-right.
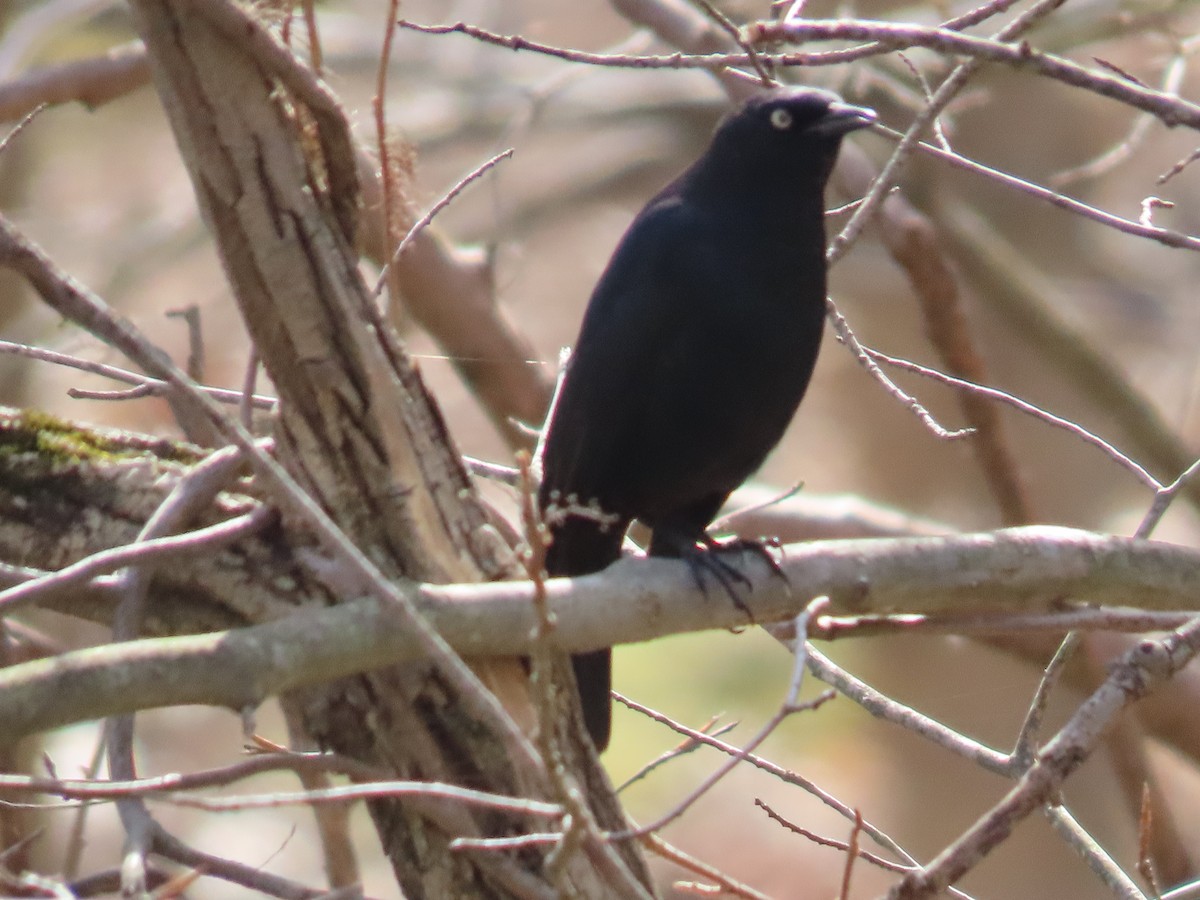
[[677, 536, 787, 626], [682, 544, 752, 612], [693, 537, 792, 628], [701, 535, 789, 584]]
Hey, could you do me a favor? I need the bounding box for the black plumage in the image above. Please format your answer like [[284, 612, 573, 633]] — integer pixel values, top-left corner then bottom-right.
[[537, 88, 876, 751]]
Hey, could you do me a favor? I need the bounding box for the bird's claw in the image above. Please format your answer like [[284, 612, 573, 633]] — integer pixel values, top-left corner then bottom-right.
[[702, 535, 789, 584], [682, 536, 789, 625]]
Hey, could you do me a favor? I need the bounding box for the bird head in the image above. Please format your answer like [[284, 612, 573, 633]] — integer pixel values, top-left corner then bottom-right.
[[688, 88, 876, 202], [717, 87, 876, 149]]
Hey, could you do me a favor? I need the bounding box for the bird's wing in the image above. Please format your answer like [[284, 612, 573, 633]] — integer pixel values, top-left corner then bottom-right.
[[539, 196, 710, 512]]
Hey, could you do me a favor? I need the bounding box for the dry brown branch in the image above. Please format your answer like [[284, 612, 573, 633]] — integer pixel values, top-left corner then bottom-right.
[[0, 42, 150, 122]]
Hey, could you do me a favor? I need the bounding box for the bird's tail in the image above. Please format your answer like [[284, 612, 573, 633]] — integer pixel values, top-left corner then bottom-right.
[[545, 516, 625, 752]]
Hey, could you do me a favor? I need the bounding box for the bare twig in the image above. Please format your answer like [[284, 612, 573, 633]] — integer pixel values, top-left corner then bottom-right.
[[0, 101, 47, 154], [616, 717, 738, 792], [0, 339, 277, 409], [1136, 455, 1200, 538], [398, 19, 1200, 130], [372, 0, 404, 309], [643, 829, 773, 899], [838, 810, 865, 900], [614, 692, 917, 866], [616, 599, 832, 838], [869, 349, 1161, 489], [919, 130, 1200, 250], [939, 202, 1200, 514], [813, 607, 1200, 639], [827, 300, 973, 441], [1055, 47, 1190, 186], [1045, 806, 1145, 900], [804, 645, 1011, 775], [371, 149, 514, 299], [1011, 632, 1081, 769], [756, 799, 916, 878], [888, 619, 1200, 898]]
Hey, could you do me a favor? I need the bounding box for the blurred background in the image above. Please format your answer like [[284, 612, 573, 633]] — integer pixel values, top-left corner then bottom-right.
[[3, 0, 1200, 896]]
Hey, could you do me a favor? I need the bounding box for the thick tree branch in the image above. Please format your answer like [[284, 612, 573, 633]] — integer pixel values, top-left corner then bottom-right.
[[1, 523, 1198, 749]]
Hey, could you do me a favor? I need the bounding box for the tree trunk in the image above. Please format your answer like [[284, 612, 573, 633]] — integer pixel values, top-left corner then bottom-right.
[[122, 1, 652, 895]]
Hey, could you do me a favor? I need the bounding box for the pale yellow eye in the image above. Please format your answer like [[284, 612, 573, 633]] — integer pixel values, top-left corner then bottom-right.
[[769, 108, 793, 130]]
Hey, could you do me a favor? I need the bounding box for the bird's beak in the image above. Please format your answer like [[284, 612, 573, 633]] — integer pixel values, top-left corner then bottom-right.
[[812, 102, 877, 137]]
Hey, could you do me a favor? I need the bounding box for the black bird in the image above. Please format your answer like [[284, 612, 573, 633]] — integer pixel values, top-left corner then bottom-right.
[[538, 88, 875, 751]]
